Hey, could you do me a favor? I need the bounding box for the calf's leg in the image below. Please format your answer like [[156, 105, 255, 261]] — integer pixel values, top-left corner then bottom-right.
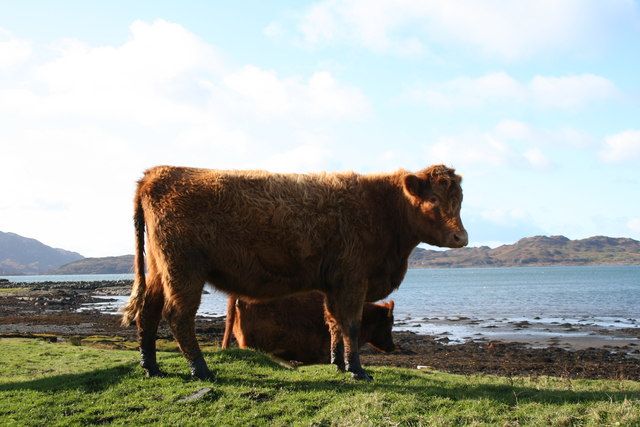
[[323, 307, 345, 371], [136, 275, 164, 377], [165, 280, 213, 380]]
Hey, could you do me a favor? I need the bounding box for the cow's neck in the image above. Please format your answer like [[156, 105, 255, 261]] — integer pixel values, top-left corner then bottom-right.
[[362, 172, 420, 253], [360, 174, 420, 298]]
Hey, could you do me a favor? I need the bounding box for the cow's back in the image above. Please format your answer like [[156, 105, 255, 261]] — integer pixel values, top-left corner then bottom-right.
[[138, 166, 372, 299]]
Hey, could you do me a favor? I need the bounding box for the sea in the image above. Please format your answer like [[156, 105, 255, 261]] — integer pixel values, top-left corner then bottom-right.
[[4, 265, 639, 345]]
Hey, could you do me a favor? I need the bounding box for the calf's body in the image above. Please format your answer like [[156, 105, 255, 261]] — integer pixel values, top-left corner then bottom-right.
[[221, 292, 395, 363], [122, 165, 466, 380]]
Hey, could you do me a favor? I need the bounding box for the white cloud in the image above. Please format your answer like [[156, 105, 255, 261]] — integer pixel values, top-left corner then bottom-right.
[[600, 130, 640, 163], [0, 20, 370, 256], [261, 143, 333, 173], [494, 119, 534, 140], [407, 72, 618, 110], [224, 66, 294, 116], [0, 28, 31, 68], [39, 20, 221, 91], [499, 120, 590, 159], [223, 66, 369, 119], [425, 120, 559, 169], [427, 133, 512, 168], [292, 0, 640, 59], [523, 148, 552, 169], [406, 72, 525, 108], [0, 20, 368, 125], [530, 74, 618, 109], [1, 20, 222, 126]]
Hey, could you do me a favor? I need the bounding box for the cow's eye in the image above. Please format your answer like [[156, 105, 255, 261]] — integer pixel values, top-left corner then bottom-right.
[[428, 196, 438, 205]]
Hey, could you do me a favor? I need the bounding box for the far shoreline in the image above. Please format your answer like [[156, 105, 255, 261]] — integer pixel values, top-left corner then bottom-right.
[[2, 262, 640, 278]]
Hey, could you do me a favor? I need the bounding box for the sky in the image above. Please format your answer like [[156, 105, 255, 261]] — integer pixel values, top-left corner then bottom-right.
[[1, 0, 639, 257]]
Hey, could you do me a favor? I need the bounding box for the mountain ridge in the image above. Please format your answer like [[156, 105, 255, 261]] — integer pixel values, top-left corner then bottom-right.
[[2, 232, 639, 275], [53, 234, 640, 274], [50, 255, 134, 275], [0, 231, 83, 275], [409, 235, 640, 268]]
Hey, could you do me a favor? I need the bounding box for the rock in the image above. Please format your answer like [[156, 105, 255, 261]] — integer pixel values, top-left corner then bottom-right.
[[178, 388, 212, 403]]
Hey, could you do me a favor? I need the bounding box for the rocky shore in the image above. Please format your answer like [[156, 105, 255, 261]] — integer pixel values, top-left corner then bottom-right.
[[1, 279, 639, 380]]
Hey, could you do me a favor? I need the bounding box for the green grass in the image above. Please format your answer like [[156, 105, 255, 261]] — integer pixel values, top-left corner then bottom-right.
[[0, 338, 639, 426]]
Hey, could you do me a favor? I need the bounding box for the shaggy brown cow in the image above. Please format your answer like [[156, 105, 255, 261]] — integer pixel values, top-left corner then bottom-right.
[[122, 164, 466, 380], [221, 292, 396, 363]]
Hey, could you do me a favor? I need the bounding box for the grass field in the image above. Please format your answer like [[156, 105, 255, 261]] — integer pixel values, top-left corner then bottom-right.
[[0, 338, 639, 426]]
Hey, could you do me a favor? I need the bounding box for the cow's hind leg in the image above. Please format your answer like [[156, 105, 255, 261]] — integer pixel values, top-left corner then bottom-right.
[[325, 290, 371, 381], [165, 280, 213, 380], [136, 274, 164, 377]]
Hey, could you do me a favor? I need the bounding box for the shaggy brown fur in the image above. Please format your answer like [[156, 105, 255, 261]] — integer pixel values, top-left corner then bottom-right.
[[221, 291, 395, 363], [122, 165, 466, 380]]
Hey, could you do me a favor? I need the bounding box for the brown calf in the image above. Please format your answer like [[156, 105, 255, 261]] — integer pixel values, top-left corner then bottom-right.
[[122, 165, 466, 380], [221, 291, 395, 363]]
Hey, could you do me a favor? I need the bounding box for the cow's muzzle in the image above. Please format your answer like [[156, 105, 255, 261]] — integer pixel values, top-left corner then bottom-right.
[[450, 229, 468, 248]]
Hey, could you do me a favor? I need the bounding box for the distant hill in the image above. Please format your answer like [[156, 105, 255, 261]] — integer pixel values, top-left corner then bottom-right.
[[0, 231, 83, 275], [41, 235, 640, 273], [51, 255, 134, 275], [409, 235, 640, 268], [3, 231, 638, 275]]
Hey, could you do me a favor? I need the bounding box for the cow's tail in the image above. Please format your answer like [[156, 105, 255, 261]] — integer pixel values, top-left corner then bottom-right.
[[221, 296, 237, 349], [121, 191, 146, 326]]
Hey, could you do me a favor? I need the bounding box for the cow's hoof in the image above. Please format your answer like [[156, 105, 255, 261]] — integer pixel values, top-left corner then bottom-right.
[[190, 357, 215, 381], [142, 363, 165, 378], [350, 369, 373, 381], [333, 363, 346, 373], [145, 368, 166, 378], [191, 369, 215, 381]]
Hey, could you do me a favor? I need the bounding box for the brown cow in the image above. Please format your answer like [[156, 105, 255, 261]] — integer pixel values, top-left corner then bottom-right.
[[122, 165, 466, 380], [221, 292, 396, 363]]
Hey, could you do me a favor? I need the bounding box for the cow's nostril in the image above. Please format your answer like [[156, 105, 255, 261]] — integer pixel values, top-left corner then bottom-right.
[[452, 230, 468, 246]]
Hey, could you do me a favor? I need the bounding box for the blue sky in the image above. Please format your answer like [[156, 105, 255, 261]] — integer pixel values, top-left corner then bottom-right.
[[1, 1, 639, 256]]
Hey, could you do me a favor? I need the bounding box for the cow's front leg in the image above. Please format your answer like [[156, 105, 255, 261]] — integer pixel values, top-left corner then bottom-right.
[[325, 289, 371, 381], [343, 321, 372, 381]]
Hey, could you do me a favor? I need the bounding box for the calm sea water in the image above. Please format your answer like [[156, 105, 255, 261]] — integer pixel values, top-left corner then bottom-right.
[[4, 266, 639, 341], [398, 265, 640, 320]]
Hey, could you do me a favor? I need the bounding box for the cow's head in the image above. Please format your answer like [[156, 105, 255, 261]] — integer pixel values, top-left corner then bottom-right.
[[402, 165, 467, 248], [367, 300, 396, 352]]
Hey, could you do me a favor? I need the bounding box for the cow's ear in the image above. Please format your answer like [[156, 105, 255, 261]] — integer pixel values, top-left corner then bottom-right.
[[403, 174, 421, 198], [403, 174, 432, 200], [387, 300, 394, 317]]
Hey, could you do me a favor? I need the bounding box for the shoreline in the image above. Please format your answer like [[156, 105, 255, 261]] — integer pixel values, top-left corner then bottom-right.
[[1, 280, 639, 379], [84, 289, 640, 354], [394, 315, 640, 352]]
